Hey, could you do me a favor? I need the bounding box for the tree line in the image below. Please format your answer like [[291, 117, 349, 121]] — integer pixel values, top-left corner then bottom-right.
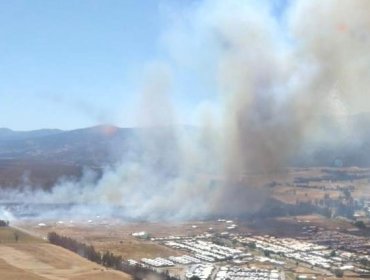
[[47, 232, 179, 280], [48, 232, 102, 264]]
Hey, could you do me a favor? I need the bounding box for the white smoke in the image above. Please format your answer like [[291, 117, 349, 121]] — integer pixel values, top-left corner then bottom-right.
[[2, 0, 370, 220]]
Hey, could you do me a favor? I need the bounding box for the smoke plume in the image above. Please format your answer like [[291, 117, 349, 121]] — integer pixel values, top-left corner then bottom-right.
[[2, 0, 370, 220]]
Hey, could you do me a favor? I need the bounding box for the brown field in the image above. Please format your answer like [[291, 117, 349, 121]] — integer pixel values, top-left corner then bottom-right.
[[0, 226, 41, 243], [17, 220, 233, 260], [11, 166, 370, 266], [16, 212, 357, 260], [0, 258, 47, 280], [241, 214, 357, 237], [270, 167, 370, 204], [0, 227, 131, 280], [273, 186, 341, 204]]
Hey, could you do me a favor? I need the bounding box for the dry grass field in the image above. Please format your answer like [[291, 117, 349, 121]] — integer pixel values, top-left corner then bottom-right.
[[17, 220, 232, 260], [0, 227, 131, 280], [17, 213, 357, 261], [10, 167, 370, 270], [269, 167, 370, 204], [0, 226, 41, 243], [240, 213, 357, 237], [0, 258, 47, 280]]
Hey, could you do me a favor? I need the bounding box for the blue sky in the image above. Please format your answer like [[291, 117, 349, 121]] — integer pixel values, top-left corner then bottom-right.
[[0, 0, 288, 130]]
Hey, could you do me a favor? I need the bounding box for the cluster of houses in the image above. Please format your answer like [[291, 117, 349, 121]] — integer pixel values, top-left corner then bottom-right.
[[130, 221, 370, 279], [238, 234, 370, 274], [215, 267, 280, 280], [141, 257, 174, 267], [164, 239, 244, 262], [185, 264, 215, 280], [239, 235, 332, 269], [138, 254, 211, 268], [137, 254, 202, 268], [309, 230, 370, 255], [169, 255, 201, 265]]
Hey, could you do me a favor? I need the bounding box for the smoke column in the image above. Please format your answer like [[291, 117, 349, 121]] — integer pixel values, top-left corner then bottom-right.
[[2, 0, 370, 220]]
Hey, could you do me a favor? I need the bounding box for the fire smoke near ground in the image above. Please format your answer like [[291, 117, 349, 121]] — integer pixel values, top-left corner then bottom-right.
[[1, 0, 370, 220]]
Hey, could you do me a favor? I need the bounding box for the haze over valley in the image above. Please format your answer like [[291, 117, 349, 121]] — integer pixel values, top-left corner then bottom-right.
[[2, 1, 370, 279]]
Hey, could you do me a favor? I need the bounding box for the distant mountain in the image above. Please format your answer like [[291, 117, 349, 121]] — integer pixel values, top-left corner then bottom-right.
[[1, 113, 370, 188], [0, 125, 139, 166], [0, 125, 138, 188], [0, 128, 63, 140], [2, 114, 370, 168], [0, 125, 187, 188]]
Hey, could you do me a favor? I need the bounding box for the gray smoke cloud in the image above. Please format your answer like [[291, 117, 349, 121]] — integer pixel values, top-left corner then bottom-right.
[[2, 0, 370, 220], [211, 0, 370, 215]]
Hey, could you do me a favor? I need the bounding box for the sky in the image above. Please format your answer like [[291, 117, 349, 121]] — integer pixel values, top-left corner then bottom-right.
[[0, 0, 289, 131]]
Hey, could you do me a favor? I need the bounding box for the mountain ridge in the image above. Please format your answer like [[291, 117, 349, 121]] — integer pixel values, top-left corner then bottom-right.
[[0, 113, 370, 188]]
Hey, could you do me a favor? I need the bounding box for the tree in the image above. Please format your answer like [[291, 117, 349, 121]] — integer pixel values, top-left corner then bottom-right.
[[14, 231, 19, 242], [360, 258, 370, 267], [47, 231, 180, 280], [264, 250, 271, 257], [247, 242, 256, 249], [354, 221, 366, 229], [343, 189, 351, 200]]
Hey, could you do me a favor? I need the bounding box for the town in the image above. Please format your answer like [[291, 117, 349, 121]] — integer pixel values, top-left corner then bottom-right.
[[123, 218, 370, 280]]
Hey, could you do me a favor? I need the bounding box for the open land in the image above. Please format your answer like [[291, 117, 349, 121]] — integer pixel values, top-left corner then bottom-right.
[[0, 227, 131, 280], [15, 213, 370, 280], [5, 167, 370, 280]]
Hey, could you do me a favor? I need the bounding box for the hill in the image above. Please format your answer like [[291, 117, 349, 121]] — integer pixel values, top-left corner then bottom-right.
[[0, 125, 136, 188], [0, 125, 136, 165], [0, 226, 131, 280], [1, 113, 370, 188]]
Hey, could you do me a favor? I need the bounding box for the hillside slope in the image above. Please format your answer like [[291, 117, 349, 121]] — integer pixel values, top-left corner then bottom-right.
[[1, 115, 370, 188], [0, 227, 131, 280]]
